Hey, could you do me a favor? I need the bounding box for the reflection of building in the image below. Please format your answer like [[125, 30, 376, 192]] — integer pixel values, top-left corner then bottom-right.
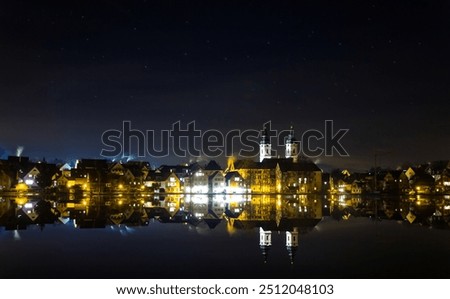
[[286, 228, 299, 264], [226, 194, 321, 263], [259, 227, 272, 263], [258, 226, 300, 264]]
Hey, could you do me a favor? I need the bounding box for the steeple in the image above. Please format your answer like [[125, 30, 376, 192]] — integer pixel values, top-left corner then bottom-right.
[[259, 125, 272, 162], [285, 125, 299, 163]]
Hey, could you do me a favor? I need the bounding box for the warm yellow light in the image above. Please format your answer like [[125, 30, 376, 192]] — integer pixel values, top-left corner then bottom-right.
[[15, 183, 28, 191], [119, 184, 123, 189], [15, 196, 28, 205]]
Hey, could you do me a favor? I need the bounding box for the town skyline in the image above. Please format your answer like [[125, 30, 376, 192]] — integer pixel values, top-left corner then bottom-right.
[[0, 143, 448, 173]]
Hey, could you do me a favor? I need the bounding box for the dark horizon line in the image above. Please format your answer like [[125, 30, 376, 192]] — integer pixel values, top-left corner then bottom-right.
[[2, 153, 448, 174]]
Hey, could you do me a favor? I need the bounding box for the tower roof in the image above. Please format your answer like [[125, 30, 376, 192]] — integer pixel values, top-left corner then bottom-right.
[[260, 125, 271, 144], [286, 125, 297, 143]]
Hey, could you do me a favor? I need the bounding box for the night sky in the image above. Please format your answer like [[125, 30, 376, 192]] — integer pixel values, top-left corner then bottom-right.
[[1, 0, 449, 170]]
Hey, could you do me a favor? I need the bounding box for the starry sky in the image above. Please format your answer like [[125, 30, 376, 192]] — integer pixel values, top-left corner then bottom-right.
[[0, 0, 449, 170]]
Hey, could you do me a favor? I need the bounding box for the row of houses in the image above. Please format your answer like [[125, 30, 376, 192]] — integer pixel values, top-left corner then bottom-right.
[[1, 155, 448, 196], [0, 126, 325, 195], [0, 156, 323, 195], [329, 161, 450, 195]]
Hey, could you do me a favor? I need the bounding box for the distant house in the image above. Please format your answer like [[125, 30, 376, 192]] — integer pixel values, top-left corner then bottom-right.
[[55, 174, 71, 187], [225, 171, 246, 193], [351, 181, 363, 194], [161, 172, 181, 193], [185, 167, 208, 193], [277, 158, 322, 193], [109, 162, 126, 175], [122, 161, 150, 184], [21, 166, 40, 187], [144, 170, 181, 193], [208, 171, 225, 193], [157, 164, 190, 183]]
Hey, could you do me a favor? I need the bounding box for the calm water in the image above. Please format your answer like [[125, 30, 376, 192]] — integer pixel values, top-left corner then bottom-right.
[[1, 194, 450, 278]]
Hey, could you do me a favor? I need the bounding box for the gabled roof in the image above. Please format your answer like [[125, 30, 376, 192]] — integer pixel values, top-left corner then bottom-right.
[[203, 218, 222, 229], [124, 160, 150, 168], [161, 171, 179, 181], [208, 171, 224, 181], [204, 160, 223, 171], [145, 170, 163, 181], [157, 164, 190, 176], [123, 164, 145, 177], [189, 162, 203, 173], [145, 170, 179, 182], [225, 171, 243, 181]]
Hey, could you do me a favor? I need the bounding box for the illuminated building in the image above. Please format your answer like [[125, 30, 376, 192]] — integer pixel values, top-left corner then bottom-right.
[[184, 168, 208, 193], [285, 125, 299, 163], [145, 170, 181, 193], [259, 125, 272, 162], [208, 171, 226, 193], [231, 126, 322, 193], [224, 171, 247, 193]]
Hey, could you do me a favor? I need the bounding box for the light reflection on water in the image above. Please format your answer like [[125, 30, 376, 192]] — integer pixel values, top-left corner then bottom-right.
[[1, 194, 450, 278]]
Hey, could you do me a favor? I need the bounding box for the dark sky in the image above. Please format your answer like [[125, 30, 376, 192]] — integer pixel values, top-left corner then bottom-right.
[[1, 0, 449, 170]]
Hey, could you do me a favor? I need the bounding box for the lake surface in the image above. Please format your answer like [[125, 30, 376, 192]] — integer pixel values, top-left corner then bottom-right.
[[1, 194, 450, 278]]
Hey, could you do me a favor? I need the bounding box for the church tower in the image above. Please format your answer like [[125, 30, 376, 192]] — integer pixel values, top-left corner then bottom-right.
[[286, 228, 299, 264], [259, 125, 272, 162], [285, 125, 299, 163]]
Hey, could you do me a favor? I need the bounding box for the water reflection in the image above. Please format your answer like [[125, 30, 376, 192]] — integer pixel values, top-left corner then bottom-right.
[[326, 194, 450, 228], [2, 193, 450, 278], [3, 193, 450, 232], [0, 194, 325, 230]]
